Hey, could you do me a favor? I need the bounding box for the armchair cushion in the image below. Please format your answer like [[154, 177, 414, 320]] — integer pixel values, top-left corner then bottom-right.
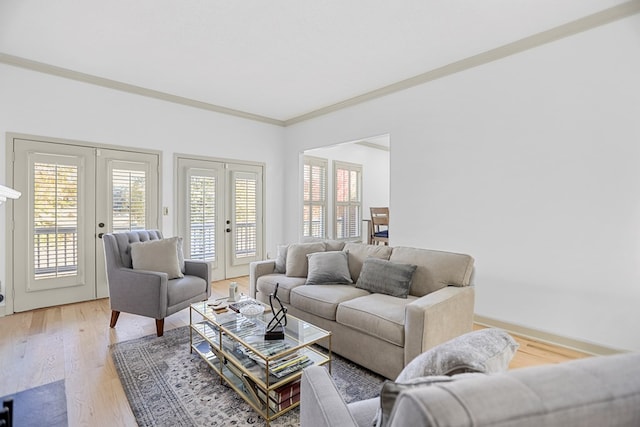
[[130, 237, 183, 279]]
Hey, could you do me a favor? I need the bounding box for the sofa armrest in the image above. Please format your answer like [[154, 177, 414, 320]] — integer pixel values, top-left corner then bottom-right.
[[404, 286, 475, 366], [301, 366, 358, 427], [107, 267, 169, 319], [184, 259, 212, 297], [249, 260, 276, 298]]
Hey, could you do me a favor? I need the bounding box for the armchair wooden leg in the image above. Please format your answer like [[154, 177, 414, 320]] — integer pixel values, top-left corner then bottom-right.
[[110, 311, 120, 328], [156, 319, 165, 337]]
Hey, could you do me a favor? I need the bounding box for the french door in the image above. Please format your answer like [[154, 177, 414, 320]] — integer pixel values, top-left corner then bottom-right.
[[10, 137, 159, 312], [176, 157, 263, 281]]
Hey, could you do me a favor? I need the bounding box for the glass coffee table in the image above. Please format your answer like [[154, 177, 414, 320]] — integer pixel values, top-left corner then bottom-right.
[[189, 301, 332, 425]]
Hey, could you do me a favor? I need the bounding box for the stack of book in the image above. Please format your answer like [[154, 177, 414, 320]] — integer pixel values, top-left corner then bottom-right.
[[257, 380, 301, 413]]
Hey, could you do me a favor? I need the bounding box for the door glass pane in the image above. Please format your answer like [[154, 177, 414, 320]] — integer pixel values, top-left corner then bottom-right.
[[112, 169, 146, 232], [33, 162, 78, 279], [190, 175, 216, 261], [235, 176, 257, 258]]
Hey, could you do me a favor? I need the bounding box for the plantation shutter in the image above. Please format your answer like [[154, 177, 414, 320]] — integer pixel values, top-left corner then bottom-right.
[[303, 156, 327, 238], [112, 169, 146, 232], [233, 174, 258, 258], [33, 162, 79, 279], [189, 173, 217, 261], [334, 161, 362, 239]]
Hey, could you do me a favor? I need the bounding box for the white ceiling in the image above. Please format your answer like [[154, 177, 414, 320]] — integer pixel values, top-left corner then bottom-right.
[[0, 0, 630, 123]]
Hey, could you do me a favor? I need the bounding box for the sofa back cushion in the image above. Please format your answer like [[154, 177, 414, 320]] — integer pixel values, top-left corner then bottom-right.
[[389, 247, 474, 297], [285, 242, 326, 277], [343, 242, 393, 282]]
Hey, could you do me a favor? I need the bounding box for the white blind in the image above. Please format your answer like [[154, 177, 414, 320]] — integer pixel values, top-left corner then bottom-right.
[[33, 162, 78, 279], [112, 168, 146, 232], [189, 174, 216, 260], [303, 157, 327, 238], [335, 162, 362, 239], [234, 175, 257, 258]]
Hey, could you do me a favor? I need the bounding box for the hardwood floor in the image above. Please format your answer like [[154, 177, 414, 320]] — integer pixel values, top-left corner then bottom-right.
[[0, 277, 588, 426]]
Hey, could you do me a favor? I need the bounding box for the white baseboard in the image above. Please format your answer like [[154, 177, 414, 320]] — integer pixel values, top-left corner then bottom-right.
[[474, 314, 624, 356]]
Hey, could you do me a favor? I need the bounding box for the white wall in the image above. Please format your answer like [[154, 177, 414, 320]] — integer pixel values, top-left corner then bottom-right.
[[305, 141, 390, 239], [0, 64, 286, 303], [285, 14, 640, 352]]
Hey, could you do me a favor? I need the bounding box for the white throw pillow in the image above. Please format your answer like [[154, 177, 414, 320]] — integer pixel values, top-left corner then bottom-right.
[[130, 237, 184, 279]]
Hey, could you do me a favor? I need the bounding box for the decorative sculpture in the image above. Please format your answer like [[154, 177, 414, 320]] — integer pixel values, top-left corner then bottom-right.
[[265, 283, 287, 340]]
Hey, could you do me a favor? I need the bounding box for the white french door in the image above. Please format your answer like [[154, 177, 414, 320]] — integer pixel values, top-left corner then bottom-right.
[[10, 137, 159, 312], [176, 157, 263, 281]]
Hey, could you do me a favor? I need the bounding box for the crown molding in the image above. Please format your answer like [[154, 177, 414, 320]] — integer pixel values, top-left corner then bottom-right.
[[1, 1, 638, 128], [0, 52, 284, 127], [284, 0, 640, 126]]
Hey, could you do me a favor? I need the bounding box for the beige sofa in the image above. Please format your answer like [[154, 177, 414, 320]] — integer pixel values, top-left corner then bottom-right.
[[249, 241, 475, 379]]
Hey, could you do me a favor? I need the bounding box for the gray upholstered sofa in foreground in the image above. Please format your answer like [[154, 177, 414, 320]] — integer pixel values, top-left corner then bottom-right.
[[301, 350, 640, 427], [250, 241, 475, 379]]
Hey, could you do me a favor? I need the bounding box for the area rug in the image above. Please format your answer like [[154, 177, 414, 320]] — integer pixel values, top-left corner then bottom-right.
[[0, 380, 68, 427], [111, 326, 384, 426]]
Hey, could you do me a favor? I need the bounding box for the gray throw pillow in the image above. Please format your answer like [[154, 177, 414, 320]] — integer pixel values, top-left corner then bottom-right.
[[130, 237, 184, 279], [395, 328, 519, 383], [355, 258, 417, 298], [305, 251, 353, 285], [274, 244, 288, 274]]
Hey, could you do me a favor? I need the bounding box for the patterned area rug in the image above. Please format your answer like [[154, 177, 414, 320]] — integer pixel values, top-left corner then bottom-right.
[[111, 326, 384, 426]]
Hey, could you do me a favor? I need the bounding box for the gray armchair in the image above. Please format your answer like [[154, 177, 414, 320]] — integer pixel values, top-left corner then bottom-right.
[[103, 229, 211, 336]]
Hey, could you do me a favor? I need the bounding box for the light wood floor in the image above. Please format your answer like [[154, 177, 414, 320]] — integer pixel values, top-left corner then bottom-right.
[[0, 277, 588, 426]]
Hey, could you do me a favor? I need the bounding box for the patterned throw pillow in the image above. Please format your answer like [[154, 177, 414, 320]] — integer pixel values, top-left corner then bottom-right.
[[355, 258, 417, 298]]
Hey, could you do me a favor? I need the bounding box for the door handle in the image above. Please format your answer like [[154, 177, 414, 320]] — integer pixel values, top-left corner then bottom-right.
[[98, 233, 104, 239], [226, 228, 231, 233]]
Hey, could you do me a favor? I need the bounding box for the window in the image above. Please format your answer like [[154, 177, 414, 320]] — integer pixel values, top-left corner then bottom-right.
[[112, 168, 146, 232], [334, 161, 362, 240], [33, 162, 78, 279], [189, 172, 216, 261], [303, 156, 327, 238]]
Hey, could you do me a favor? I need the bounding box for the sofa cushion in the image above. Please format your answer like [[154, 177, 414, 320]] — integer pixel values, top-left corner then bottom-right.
[[355, 258, 416, 298], [286, 242, 326, 277], [290, 285, 370, 321], [336, 293, 418, 347], [395, 328, 519, 382], [343, 242, 393, 282], [256, 274, 306, 304], [130, 236, 183, 279], [306, 251, 353, 286], [389, 247, 474, 297]]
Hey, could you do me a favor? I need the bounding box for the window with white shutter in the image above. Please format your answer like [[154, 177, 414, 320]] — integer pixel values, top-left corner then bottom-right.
[[33, 162, 79, 279], [234, 174, 258, 258], [112, 169, 146, 232], [334, 161, 362, 240], [189, 174, 216, 261], [303, 156, 327, 238]]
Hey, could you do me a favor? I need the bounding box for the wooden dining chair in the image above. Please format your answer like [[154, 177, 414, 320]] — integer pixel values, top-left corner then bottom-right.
[[370, 207, 389, 245]]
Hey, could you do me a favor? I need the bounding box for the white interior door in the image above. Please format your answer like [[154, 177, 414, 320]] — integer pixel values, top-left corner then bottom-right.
[[177, 157, 263, 280], [11, 138, 160, 311]]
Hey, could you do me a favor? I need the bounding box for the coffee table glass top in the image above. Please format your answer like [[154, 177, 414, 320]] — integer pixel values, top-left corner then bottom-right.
[[190, 301, 331, 386]]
